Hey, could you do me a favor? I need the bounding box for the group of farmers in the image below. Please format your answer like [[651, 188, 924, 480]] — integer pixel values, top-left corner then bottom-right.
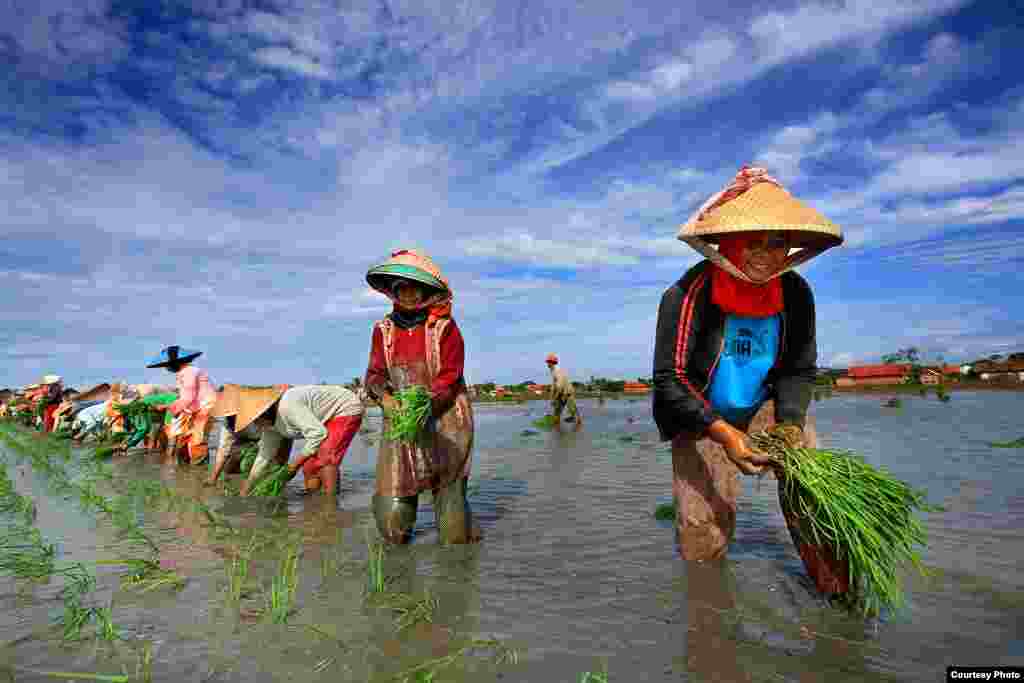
[[2, 167, 842, 570]]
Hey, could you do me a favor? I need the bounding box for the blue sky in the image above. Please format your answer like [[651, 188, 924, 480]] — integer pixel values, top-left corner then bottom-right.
[[2, 0, 1022, 389]]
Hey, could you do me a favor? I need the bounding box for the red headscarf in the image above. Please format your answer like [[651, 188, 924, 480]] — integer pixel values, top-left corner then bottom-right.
[[711, 234, 785, 317]]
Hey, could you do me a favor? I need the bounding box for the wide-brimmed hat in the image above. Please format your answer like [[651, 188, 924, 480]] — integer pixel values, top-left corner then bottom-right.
[[42, 375, 62, 385], [146, 345, 203, 369], [677, 166, 843, 282], [545, 353, 558, 364], [211, 383, 242, 419], [366, 249, 450, 297], [233, 384, 290, 433]]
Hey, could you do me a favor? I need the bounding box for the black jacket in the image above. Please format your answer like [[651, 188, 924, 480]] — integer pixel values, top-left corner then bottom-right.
[[652, 260, 816, 442]]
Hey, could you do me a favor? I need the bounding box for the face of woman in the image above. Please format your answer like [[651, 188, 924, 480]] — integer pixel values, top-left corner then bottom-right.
[[739, 231, 790, 282], [394, 281, 426, 311]]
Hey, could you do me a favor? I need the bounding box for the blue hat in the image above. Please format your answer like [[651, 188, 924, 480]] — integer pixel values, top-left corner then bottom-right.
[[146, 345, 203, 369]]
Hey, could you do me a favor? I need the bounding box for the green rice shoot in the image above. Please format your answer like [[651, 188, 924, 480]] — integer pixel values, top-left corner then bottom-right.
[[532, 414, 558, 428], [750, 429, 942, 617], [238, 443, 259, 475], [653, 501, 676, 521], [989, 436, 1024, 448], [248, 464, 292, 497], [385, 386, 432, 444]]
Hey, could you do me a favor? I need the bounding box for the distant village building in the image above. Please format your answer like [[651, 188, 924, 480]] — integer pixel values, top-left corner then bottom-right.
[[973, 360, 1024, 382], [622, 381, 651, 394], [526, 383, 547, 396], [836, 364, 912, 387]]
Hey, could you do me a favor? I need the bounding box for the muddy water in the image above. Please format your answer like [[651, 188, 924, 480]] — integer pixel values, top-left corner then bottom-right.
[[2, 391, 1023, 682]]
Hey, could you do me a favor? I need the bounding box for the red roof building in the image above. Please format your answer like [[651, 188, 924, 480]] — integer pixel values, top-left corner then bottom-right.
[[838, 364, 912, 387], [623, 381, 651, 393]]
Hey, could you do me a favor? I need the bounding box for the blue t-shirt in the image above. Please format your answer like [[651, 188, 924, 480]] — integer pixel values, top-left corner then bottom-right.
[[708, 314, 780, 425]]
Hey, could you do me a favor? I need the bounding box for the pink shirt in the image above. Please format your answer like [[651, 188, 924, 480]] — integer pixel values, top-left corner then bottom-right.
[[170, 365, 217, 415]]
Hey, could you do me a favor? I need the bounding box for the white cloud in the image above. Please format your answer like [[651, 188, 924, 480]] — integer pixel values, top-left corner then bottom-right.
[[253, 46, 331, 79], [462, 233, 639, 268]]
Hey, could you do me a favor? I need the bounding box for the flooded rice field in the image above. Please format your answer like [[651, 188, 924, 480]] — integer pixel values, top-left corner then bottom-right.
[[2, 391, 1023, 682]]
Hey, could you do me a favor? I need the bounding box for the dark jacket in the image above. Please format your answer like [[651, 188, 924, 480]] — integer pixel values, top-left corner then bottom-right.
[[652, 260, 816, 442]]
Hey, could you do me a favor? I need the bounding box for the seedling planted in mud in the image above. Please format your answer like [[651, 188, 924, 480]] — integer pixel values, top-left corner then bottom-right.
[[393, 637, 521, 683], [265, 542, 300, 624], [367, 536, 388, 594]]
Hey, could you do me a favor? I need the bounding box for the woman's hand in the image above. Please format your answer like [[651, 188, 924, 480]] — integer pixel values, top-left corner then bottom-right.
[[708, 419, 773, 475]]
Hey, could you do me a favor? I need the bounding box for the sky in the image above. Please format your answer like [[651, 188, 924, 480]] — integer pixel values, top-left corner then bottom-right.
[[2, 0, 1022, 389]]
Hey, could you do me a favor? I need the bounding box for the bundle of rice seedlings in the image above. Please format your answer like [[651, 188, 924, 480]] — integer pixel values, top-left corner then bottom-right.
[[989, 436, 1024, 448], [532, 414, 558, 428], [248, 464, 292, 497], [238, 443, 259, 475], [750, 428, 942, 617], [385, 386, 432, 444]]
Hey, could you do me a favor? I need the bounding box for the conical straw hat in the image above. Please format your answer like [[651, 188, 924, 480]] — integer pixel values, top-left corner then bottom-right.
[[211, 383, 241, 419], [678, 182, 841, 247], [233, 384, 289, 433], [677, 167, 843, 282]]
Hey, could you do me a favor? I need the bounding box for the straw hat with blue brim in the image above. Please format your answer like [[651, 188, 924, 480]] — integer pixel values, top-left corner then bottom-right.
[[146, 345, 203, 369], [366, 250, 450, 297]]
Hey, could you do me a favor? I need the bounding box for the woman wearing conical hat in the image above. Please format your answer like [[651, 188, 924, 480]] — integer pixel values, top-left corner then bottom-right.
[[364, 249, 478, 544], [236, 384, 366, 496], [653, 166, 843, 580], [146, 346, 218, 466], [39, 375, 64, 432]]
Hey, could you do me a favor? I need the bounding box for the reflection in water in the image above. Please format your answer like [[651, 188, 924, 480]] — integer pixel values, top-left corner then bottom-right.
[[2, 392, 1024, 681]]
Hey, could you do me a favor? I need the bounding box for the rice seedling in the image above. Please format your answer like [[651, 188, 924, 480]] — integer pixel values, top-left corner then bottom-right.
[[367, 536, 387, 594], [0, 462, 38, 526], [134, 640, 154, 683], [93, 602, 120, 642], [14, 672, 129, 683], [579, 671, 609, 683], [369, 590, 440, 632], [248, 464, 292, 497], [238, 443, 259, 475], [393, 637, 521, 682], [223, 533, 264, 605], [385, 386, 433, 443], [749, 428, 943, 617], [531, 415, 558, 428], [0, 526, 56, 580], [989, 436, 1024, 448], [653, 501, 676, 521], [98, 558, 186, 594], [264, 542, 300, 624]]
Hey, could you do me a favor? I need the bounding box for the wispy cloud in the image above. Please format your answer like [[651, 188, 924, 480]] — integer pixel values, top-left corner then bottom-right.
[[1, 0, 1021, 388]]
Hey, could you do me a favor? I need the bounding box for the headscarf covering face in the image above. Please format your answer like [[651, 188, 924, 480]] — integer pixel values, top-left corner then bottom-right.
[[711, 233, 785, 317]]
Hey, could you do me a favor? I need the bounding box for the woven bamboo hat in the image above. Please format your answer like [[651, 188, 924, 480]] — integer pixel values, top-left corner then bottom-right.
[[42, 374, 62, 385], [677, 166, 843, 282], [233, 384, 290, 433], [211, 383, 241, 419]]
